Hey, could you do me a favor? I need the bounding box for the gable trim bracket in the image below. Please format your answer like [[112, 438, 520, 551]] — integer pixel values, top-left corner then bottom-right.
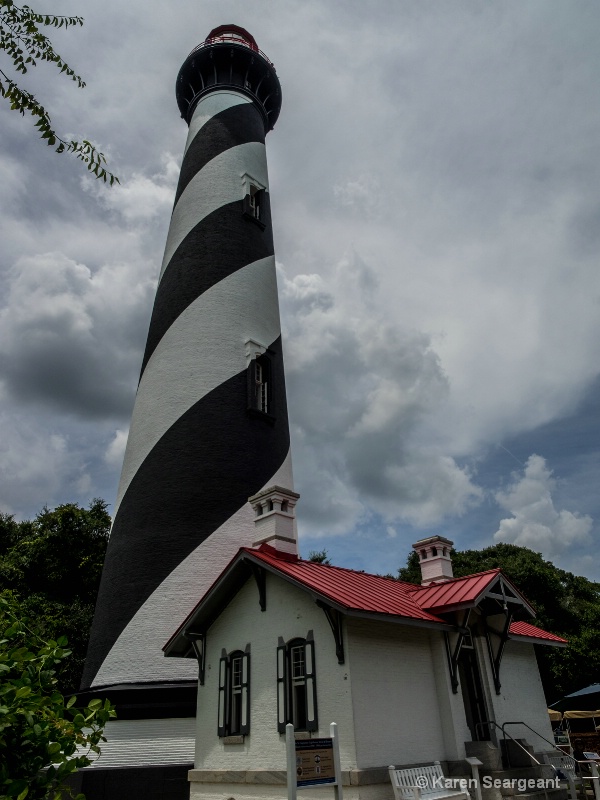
[[250, 563, 267, 612], [316, 601, 345, 664], [183, 629, 206, 685], [484, 610, 513, 695], [444, 610, 470, 694]]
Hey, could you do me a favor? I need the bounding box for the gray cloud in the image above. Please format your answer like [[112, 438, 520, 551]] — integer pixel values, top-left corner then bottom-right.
[[0, 251, 154, 419], [0, 0, 598, 575], [280, 263, 483, 533]]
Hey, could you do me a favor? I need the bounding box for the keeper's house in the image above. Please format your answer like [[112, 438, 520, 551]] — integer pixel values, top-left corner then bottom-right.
[[164, 486, 566, 800]]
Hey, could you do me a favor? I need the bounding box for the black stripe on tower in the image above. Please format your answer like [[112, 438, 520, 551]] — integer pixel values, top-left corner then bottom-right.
[[174, 102, 265, 206], [82, 336, 290, 688], [140, 195, 273, 377]]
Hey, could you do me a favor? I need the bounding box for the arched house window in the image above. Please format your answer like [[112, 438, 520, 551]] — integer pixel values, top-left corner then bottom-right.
[[218, 646, 250, 737], [276, 632, 318, 733]]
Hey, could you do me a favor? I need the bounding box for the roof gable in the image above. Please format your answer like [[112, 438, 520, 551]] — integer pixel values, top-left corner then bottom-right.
[[407, 569, 536, 617]]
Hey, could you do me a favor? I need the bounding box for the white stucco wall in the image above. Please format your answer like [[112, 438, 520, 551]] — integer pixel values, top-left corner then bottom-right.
[[478, 638, 554, 753], [428, 631, 472, 761], [195, 572, 358, 770], [346, 620, 448, 768]]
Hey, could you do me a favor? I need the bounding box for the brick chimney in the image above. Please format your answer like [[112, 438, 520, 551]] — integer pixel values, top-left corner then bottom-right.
[[412, 535, 454, 585], [249, 486, 300, 556]]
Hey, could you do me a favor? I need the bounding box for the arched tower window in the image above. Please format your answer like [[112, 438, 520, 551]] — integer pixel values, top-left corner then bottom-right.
[[248, 352, 274, 419]]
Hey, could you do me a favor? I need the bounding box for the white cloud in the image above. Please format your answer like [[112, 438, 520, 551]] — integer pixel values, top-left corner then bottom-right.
[[105, 429, 129, 468], [493, 455, 593, 561], [84, 153, 179, 223]]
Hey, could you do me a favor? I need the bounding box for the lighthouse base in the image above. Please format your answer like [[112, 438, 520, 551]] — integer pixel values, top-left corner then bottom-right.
[[69, 763, 192, 800], [71, 681, 197, 799]]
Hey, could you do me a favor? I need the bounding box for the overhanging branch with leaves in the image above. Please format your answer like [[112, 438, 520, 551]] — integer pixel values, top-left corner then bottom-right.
[[0, 0, 118, 184]]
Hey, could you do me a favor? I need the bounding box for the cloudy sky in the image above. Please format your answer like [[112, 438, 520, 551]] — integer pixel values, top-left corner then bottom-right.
[[1, 1, 599, 580]]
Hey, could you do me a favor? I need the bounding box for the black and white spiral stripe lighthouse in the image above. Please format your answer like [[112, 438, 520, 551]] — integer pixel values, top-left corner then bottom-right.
[[82, 24, 292, 734]]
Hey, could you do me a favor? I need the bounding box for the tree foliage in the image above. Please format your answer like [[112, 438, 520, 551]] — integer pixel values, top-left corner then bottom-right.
[[0, 592, 115, 800], [0, 0, 118, 183], [0, 500, 110, 695], [308, 549, 331, 565], [398, 543, 600, 703]]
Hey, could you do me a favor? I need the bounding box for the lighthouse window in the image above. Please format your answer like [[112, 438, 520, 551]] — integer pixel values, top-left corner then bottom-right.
[[243, 183, 266, 230], [217, 647, 251, 737], [255, 361, 268, 413], [247, 353, 274, 420]]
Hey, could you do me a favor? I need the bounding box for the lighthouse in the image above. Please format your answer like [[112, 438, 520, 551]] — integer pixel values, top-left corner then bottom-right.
[[79, 26, 293, 796]]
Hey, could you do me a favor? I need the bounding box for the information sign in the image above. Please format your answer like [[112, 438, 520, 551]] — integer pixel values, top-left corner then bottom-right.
[[286, 723, 343, 800], [295, 738, 336, 787]]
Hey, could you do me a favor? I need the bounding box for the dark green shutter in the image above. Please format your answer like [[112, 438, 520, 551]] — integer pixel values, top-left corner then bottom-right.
[[305, 635, 318, 732], [276, 639, 287, 733], [240, 647, 251, 735], [217, 652, 228, 737]]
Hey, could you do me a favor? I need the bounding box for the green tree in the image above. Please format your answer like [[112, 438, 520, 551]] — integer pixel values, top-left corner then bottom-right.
[[397, 543, 600, 703], [308, 549, 331, 565], [0, 592, 116, 800], [0, 1, 117, 183], [0, 500, 110, 694]]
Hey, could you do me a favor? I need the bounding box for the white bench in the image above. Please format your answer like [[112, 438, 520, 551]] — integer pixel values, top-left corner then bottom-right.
[[388, 762, 470, 800], [543, 754, 578, 800]]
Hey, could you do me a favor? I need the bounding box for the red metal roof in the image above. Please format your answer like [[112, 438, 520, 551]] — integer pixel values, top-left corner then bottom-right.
[[509, 620, 567, 644], [244, 548, 447, 625], [407, 569, 502, 610], [164, 546, 566, 655]]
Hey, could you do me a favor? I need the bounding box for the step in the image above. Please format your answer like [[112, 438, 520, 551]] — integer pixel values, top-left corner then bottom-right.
[[512, 790, 568, 800], [501, 740, 537, 769], [480, 768, 566, 799]]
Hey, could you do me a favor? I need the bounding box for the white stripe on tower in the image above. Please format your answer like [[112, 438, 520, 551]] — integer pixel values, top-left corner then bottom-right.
[[83, 54, 289, 689]]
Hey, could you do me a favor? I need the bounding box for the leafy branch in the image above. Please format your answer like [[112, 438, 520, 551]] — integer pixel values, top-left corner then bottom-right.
[[0, 1, 118, 184], [0, 592, 116, 800]]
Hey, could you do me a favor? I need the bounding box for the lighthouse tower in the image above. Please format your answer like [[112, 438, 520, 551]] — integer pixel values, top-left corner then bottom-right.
[[79, 26, 293, 794]]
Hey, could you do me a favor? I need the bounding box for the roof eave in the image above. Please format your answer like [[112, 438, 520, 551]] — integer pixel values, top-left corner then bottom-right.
[[509, 634, 567, 648], [343, 607, 455, 632]]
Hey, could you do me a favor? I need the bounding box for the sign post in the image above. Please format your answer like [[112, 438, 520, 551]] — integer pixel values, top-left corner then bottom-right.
[[286, 723, 343, 800]]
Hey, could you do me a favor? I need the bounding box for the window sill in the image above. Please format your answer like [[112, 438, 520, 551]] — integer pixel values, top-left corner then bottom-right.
[[246, 407, 276, 425], [243, 211, 266, 230]]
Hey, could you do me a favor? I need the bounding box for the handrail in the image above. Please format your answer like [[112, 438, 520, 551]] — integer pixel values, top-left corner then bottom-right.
[[501, 721, 573, 765], [475, 720, 544, 768], [474, 719, 600, 800]]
